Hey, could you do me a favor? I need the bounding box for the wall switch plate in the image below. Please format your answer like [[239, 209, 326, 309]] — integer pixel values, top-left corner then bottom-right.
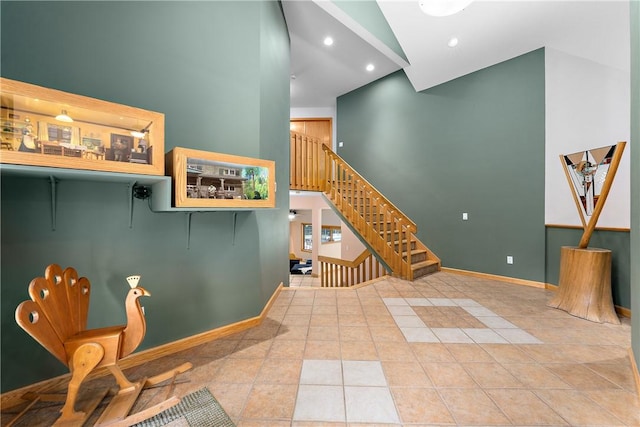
[[462, 212, 468, 220], [506, 256, 514, 264], [338, 141, 344, 147]]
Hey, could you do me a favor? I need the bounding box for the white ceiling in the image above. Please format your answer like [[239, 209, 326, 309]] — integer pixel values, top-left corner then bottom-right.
[[284, 0, 630, 109]]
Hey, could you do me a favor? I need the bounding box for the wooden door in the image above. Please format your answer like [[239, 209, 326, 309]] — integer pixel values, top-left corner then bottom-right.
[[290, 118, 332, 147]]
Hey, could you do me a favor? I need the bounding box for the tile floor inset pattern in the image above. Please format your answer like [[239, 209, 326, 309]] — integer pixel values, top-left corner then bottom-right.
[[294, 359, 400, 423], [383, 297, 543, 344]]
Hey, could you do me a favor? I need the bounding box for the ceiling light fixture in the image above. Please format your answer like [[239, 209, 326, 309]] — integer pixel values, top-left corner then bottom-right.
[[448, 37, 459, 48], [323, 36, 334, 46], [366, 64, 375, 72], [419, 0, 473, 17], [55, 110, 73, 123]]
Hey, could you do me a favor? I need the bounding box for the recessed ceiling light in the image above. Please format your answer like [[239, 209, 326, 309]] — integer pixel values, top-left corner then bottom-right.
[[366, 64, 375, 72], [448, 37, 459, 48], [323, 36, 334, 46]]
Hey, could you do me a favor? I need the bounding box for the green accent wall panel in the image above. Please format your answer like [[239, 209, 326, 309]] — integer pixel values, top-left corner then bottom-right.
[[0, 1, 290, 392], [332, 0, 408, 63], [337, 49, 546, 282]]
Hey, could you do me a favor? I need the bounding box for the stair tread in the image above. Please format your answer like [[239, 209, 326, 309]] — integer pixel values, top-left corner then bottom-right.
[[411, 259, 439, 269], [403, 249, 427, 256]]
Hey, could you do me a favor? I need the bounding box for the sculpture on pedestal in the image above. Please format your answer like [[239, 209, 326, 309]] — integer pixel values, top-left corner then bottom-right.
[[548, 141, 626, 324]]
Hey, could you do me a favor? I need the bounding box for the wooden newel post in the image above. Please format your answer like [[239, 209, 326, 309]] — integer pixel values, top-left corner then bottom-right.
[[548, 246, 620, 324]]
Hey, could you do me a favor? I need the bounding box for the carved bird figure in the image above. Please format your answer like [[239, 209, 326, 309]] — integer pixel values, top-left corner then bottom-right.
[[15, 264, 151, 423]]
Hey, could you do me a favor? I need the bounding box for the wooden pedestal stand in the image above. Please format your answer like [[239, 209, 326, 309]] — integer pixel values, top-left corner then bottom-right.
[[548, 246, 620, 324]]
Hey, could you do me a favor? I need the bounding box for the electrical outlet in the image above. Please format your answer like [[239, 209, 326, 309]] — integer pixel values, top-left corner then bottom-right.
[[338, 141, 344, 147], [506, 256, 514, 264], [462, 212, 468, 220]]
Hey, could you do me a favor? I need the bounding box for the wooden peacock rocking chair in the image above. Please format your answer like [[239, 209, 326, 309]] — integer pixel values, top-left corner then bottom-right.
[[14, 264, 193, 426]]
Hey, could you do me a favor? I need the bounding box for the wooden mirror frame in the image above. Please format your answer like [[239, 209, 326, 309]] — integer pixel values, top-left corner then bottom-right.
[[0, 77, 165, 176], [166, 147, 276, 208]]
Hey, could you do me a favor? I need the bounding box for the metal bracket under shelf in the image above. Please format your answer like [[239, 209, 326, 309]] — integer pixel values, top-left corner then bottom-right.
[[184, 211, 241, 250], [48, 176, 58, 231]]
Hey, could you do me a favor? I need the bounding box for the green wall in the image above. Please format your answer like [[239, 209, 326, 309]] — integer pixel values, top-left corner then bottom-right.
[[332, 0, 407, 63], [337, 50, 546, 282], [0, 1, 290, 392]]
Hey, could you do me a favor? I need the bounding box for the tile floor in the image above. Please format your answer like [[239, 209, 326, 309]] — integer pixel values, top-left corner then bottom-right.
[[3, 271, 638, 426], [288, 273, 321, 288]]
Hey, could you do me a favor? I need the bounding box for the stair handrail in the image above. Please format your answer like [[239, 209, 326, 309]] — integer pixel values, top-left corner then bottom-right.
[[322, 146, 417, 232], [318, 249, 389, 287]]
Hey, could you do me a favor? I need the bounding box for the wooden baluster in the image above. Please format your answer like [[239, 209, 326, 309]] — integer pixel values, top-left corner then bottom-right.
[[291, 133, 296, 189], [296, 134, 303, 189]]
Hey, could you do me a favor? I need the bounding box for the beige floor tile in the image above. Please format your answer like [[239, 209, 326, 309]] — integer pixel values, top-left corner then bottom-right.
[[341, 340, 379, 360], [363, 314, 396, 326], [337, 304, 365, 315], [307, 325, 340, 341], [340, 325, 372, 341], [290, 295, 316, 306], [238, 421, 291, 427], [313, 293, 337, 304], [267, 339, 306, 359], [208, 383, 252, 420], [439, 388, 511, 425], [535, 389, 626, 425], [228, 339, 273, 359], [481, 343, 535, 363], [275, 324, 309, 341], [375, 341, 417, 362], [291, 422, 346, 427], [338, 314, 368, 326], [421, 362, 478, 388], [213, 358, 263, 383], [462, 362, 523, 388], [243, 322, 281, 340], [517, 344, 579, 363], [369, 326, 406, 342], [586, 360, 638, 391], [312, 305, 337, 315], [545, 363, 622, 390], [189, 339, 238, 359], [255, 358, 302, 384], [553, 344, 629, 363], [241, 384, 298, 420], [410, 343, 455, 362], [309, 313, 338, 326], [282, 313, 311, 326], [287, 304, 314, 315], [445, 343, 495, 362], [486, 388, 568, 425], [391, 387, 455, 424], [304, 339, 341, 359], [584, 389, 640, 426], [381, 361, 433, 387], [501, 363, 571, 388]]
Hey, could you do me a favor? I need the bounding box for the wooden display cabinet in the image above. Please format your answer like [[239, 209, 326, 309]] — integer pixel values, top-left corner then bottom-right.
[[0, 77, 164, 175], [166, 147, 276, 208]]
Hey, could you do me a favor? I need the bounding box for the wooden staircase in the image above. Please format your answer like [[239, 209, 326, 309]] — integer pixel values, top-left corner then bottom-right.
[[290, 131, 440, 283]]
